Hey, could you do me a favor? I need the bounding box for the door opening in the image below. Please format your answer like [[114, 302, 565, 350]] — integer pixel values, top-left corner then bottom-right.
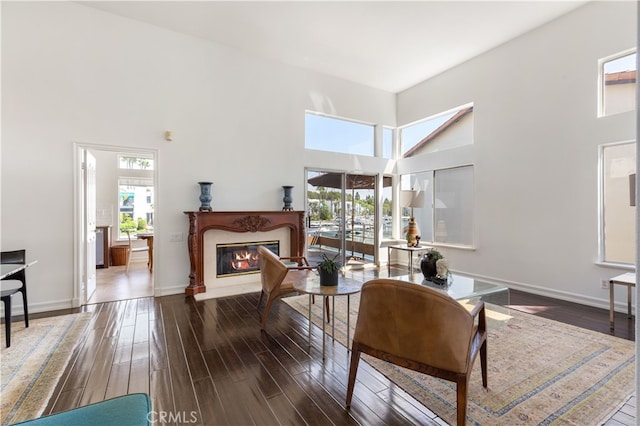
[[74, 144, 157, 306]]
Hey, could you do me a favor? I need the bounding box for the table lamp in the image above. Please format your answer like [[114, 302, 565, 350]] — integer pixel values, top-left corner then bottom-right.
[[401, 190, 425, 247]]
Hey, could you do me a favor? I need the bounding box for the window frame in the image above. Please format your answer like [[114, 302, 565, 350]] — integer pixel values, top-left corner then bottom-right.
[[597, 48, 637, 118], [117, 153, 155, 170], [304, 111, 375, 156], [399, 103, 474, 158], [400, 164, 475, 249], [117, 177, 154, 240], [598, 140, 636, 266]]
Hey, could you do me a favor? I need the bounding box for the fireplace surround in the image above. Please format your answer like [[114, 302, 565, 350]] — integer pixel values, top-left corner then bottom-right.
[[184, 210, 305, 295]]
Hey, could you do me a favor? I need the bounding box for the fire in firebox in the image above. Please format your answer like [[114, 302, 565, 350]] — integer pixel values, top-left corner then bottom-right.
[[216, 241, 279, 277]]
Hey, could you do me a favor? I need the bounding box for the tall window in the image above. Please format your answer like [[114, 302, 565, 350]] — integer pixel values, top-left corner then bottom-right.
[[305, 112, 374, 156], [600, 141, 636, 264], [118, 178, 154, 239], [382, 127, 394, 159], [400, 104, 474, 158], [600, 50, 637, 117], [401, 165, 474, 247]]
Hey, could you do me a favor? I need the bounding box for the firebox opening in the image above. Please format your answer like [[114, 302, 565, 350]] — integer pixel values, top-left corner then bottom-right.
[[216, 240, 279, 277]]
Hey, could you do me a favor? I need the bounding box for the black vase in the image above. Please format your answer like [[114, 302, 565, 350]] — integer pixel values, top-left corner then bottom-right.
[[318, 269, 338, 286], [420, 256, 437, 280]]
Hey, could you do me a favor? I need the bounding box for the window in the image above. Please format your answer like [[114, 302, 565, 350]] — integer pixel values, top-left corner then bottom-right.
[[382, 127, 393, 159], [118, 178, 154, 239], [600, 141, 636, 264], [118, 154, 154, 170], [400, 104, 474, 158], [434, 167, 474, 246], [305, 112, 374, 156], [600, 50, 637, 117], [401, 165, 474, 247]]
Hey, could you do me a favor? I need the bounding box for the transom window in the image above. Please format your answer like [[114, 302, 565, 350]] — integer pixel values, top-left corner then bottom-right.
[[118, 154, 154, 170], [400, 104, 474, 158], [305, 112, 374, 156], [599, 50, 637, 117]]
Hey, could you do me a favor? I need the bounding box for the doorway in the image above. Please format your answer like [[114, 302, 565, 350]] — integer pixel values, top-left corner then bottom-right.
[[306, 170, 386, 269], [74, 143, 157, 306]]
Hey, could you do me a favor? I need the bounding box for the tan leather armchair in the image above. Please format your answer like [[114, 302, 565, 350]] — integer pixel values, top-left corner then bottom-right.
[[346, 279, 487, 425], [257, 246, 315, 330]]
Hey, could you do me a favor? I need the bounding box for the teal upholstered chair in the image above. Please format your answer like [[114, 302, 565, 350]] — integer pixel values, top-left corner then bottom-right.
[[10, 393, 151, 426]]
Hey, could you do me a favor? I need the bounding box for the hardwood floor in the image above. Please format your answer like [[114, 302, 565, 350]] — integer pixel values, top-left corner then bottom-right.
[[37, 268, 634, 425], [89, 261, 153, 304]]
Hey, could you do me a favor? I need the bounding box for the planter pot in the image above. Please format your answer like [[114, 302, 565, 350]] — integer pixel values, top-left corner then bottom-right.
[[420, 256, 437, 280], [318, 268, 339, 286]]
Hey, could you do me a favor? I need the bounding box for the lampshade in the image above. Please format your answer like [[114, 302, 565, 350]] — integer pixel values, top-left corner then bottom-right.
[[401, 190, 425, 209]]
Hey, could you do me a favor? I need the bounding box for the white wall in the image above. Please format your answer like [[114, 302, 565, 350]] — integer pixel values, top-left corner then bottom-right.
[[2, 1, 636, 313], [397, 1, 637, 308], [1, 2, 395, 311]]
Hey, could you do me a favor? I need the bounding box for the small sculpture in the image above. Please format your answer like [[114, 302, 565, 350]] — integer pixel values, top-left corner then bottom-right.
[[436, 258, 449, 278]]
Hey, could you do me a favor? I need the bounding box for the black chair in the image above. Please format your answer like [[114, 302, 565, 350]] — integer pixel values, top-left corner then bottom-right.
[[1, 249, 29, 347]]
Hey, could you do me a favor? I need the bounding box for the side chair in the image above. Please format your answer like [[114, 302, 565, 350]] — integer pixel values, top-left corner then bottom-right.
[[125, 230, 150, 274], [1, 249, 29, 348], [257, 246, 326, 330], [279, 253, 330, 321], [346, 279, 487, 426]]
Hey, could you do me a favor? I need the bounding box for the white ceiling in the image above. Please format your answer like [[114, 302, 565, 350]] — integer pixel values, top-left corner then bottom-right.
[[82, 1, 588, 93]]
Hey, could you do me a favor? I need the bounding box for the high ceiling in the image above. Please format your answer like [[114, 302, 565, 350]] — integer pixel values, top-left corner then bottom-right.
[[82, 1, 588, 93]]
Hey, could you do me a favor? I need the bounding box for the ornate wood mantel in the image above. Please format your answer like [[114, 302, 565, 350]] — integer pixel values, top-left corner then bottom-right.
[[184, 210, 306, 295]]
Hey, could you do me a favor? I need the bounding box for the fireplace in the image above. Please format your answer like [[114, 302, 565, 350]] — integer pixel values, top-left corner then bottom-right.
[[216, 241, 279, 277], [184, 210, 305, 295]]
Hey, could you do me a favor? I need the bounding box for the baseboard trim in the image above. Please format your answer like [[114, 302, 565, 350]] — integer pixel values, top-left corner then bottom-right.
[[154, 285, 186, 297]]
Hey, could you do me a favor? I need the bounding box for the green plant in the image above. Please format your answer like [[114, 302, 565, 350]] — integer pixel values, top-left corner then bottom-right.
[[119, 213, 137, 233], [137, 217, 147, 231], [424, 248, 444, 261], [317, 252, 340, 273]]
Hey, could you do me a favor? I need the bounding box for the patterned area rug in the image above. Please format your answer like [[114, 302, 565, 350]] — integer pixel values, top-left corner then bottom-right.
[[284, 293, 635, 425], [1, 313, 92, 425]]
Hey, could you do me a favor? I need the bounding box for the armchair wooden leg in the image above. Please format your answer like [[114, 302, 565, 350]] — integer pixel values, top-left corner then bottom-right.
[[480, 341, 488, 388], [261, 296, 276, 330], [257, 291, 264, 310], [456, 378, 468, 426], [346, 344, 362, 408]]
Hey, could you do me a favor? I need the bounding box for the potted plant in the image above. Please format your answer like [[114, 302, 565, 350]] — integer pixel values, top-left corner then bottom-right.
[[420, 248, 443, 281], [317, 252, 340, 286]]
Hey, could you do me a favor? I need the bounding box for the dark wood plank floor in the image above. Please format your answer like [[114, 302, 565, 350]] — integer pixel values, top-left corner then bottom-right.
[[35, 271, 634, 425]]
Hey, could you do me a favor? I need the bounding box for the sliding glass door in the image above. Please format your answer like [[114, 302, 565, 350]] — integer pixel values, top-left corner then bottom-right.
[[306, 170, 379, 269]]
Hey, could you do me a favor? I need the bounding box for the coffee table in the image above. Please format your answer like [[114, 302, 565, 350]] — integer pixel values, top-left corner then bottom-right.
[[370, 270, 510, 305], [292, 274, 362, 359]]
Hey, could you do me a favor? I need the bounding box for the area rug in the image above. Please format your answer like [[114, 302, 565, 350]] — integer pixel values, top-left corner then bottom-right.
[[284, 293, 635, 425], [0, 313, 92, 425]]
